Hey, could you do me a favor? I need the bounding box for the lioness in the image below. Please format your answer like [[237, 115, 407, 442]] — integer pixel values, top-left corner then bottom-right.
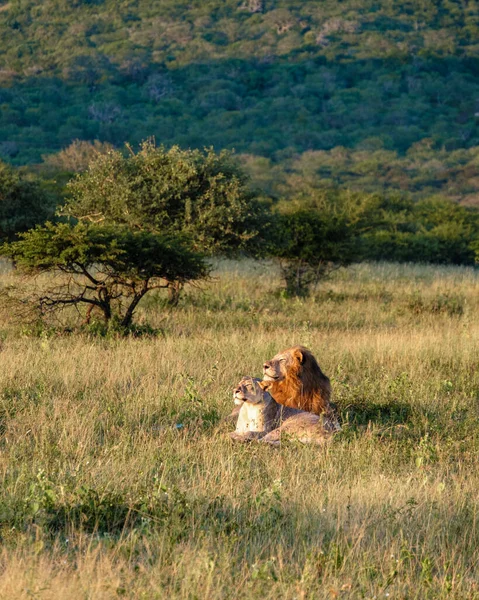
[[230, 377, 339, 446]]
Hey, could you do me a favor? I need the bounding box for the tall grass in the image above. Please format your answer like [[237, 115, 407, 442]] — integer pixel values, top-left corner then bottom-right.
[[0, 261, 478, 599]]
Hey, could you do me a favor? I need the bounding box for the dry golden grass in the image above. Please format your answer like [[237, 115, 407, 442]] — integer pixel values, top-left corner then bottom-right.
[[0, 261, 478, 599]]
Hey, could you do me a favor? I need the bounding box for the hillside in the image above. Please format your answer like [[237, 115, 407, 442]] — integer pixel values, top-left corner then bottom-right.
[[1, 0, 479, 199]]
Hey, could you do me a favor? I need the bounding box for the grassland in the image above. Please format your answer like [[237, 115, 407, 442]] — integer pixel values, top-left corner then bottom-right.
[[0, 261, 478, 599]]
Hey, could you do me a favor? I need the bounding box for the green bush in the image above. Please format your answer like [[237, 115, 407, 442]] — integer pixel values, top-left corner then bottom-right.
[[363, 197, 479, 265], [64, 141, 271, 257], [0, 161, 56, 241], [272, 191, 379, 296]]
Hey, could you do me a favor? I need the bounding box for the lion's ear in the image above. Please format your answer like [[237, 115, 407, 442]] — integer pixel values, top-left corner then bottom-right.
[[293, 348, 304, 364]]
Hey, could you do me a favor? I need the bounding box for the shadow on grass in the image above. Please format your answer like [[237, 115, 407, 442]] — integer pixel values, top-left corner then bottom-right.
[[0, 472, 285, 539], [339, 400, 413, 429]]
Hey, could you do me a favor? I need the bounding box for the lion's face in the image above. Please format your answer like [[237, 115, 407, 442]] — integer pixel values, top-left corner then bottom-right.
[[262, 348, 303, 382], [233, 377, 270, 406]]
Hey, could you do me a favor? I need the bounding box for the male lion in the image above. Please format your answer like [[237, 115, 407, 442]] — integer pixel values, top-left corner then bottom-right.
[[262, 345, 332, 416], [230, 377, 339, 446]]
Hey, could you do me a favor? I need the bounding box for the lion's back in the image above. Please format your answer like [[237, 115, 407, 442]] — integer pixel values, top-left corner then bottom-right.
[[261, 409, 339, 445]]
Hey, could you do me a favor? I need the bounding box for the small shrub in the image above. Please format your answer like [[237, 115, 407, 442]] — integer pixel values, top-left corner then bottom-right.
[[408, 292, 465, 316]]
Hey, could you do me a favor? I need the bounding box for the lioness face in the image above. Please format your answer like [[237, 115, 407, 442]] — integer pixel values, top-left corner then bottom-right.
[[263, 348, 302, 382], [233, 377, 268, 406]]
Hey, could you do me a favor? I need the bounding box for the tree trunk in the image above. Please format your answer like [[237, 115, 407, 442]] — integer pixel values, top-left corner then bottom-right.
[[96, 285, 112, 322], [167, 281, 182, 306], [120, 283, 148, 328], [100, 301, 112, 322]]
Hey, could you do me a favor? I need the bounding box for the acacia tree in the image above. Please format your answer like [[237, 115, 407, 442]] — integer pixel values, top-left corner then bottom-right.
[[273, 191, 379, 296], [63, 142, 270, 303], [1, 222, 209, 328]]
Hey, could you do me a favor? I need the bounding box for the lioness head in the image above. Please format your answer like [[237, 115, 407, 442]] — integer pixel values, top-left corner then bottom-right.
[[262, 346, 306, 382], [233, 377, 272, 406]]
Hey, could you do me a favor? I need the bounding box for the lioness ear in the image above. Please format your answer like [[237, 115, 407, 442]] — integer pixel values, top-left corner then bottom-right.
[[293, 349, 304, 364], [259, 380, 271, 391]]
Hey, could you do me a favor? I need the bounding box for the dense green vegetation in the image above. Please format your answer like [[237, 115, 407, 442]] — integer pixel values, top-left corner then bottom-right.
[[1, 144, 478, 314], [0, 161, 56, 240], [241, 144, 479, 204], [1, 2, 479, 301], [273, 191, 378, 295], [1, 0, 479, 201], [64, 142, 270, 256], [364, 195, 479, 265]]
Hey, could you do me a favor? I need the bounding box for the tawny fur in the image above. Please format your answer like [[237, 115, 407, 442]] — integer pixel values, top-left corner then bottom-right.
[[230, 377, 339, 446], [263, 345, 333, 416]]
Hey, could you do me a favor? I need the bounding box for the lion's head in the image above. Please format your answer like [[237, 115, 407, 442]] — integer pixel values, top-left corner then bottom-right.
[[263, 347, 305, 383], [262, 345, 331, 415], [233, 377, 271, 406]]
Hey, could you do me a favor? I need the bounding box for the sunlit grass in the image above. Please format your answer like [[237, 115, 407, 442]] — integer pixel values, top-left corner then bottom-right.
[[0, 261, 478, 599]]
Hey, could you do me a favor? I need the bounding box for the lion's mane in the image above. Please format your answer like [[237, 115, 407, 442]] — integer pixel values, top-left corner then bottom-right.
[[266, 346, 332, 415]]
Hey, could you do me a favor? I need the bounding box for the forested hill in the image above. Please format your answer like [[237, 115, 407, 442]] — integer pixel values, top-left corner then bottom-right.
[[1, 0, 479, 199]]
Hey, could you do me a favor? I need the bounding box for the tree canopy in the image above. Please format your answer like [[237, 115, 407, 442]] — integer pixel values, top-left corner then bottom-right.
[[272, 191, 379, 296], [0, 161, 55, 241], [64, 142, 270, 256]]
